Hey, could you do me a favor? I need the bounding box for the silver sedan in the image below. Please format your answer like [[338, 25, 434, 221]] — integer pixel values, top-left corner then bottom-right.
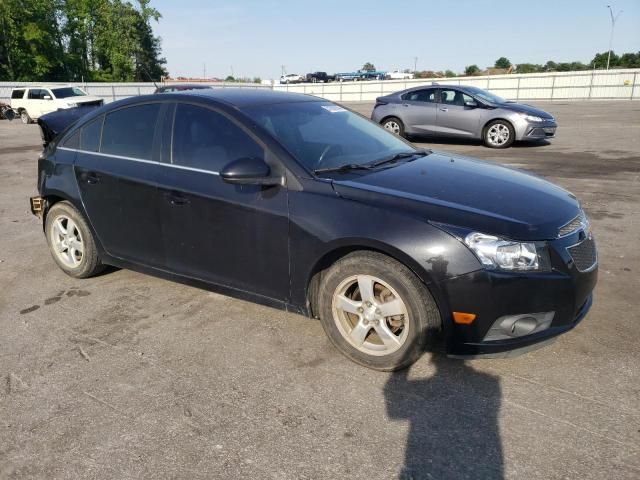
[[371, 85, 557, 148]]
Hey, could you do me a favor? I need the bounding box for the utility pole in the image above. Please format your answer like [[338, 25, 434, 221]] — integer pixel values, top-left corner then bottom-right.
[[281, 65, 286, 77], [606, 5, 623, 70], [203, 63, 206, 79], [413, 56, 418, 73]]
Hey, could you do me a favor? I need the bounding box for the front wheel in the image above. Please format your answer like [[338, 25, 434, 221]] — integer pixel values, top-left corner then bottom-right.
[[484, 120, 515, 148], [382, 117, 405, 138], [20, 110, 32, 124], [45, 201, 104, 278], [318, 252, 441, 371]]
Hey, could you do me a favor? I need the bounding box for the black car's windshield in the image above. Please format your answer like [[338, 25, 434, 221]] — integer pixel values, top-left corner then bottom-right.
[[51, 87, 88, 99], [464, 86, 506, 105], [243, 101, 418, 173]]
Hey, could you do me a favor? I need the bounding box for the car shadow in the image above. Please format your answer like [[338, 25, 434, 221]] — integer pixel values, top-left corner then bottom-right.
[[385, 353, 504, 479], [408, 135, 551, 149]]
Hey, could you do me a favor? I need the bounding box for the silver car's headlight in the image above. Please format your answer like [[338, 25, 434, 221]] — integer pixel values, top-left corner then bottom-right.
[[464, 232, 545, 271], [518, 113, 543, 123]]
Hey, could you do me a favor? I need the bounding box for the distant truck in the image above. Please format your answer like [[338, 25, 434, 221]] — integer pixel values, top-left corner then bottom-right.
[[335, 70, 387, 82], [306, 72, 335, 83], [385, 70, 414, 80]]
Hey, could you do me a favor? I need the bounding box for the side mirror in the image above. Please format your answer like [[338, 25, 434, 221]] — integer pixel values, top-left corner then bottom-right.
[[43, 95, 52, 100], [464, 100, 478, 108], [220, 157, 282, 186]]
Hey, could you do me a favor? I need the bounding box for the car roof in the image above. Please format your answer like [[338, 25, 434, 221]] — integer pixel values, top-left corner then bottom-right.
[[173, 88, 321, 107]]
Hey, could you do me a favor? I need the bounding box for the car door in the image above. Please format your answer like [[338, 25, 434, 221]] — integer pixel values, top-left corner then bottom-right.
[[26, 89, 47, 118], [73, 102, 166, 267], [399, 88, 438, 135], [157, 102, 290, 301], [435, 88, 481, 137]]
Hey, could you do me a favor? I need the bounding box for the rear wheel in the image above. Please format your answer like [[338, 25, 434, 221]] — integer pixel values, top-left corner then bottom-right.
[[382, 117, 405, 138], [45, 201, 103, 278], [318, 251, 441, 371], [20, 110, 31, 124], [484, 120, 514, 148]]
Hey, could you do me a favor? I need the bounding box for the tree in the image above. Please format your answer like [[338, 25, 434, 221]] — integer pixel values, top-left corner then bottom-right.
[[444, 69, 456, 78], [515, 63, 542, 74], [225, 75, 235, 82], [464, 64, 480, 76], [362, 62, 375, 71], [494, 57, 511, 69]]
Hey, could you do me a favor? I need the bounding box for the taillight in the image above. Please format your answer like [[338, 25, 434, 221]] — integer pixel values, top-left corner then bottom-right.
[[374, 100, 388, 109]]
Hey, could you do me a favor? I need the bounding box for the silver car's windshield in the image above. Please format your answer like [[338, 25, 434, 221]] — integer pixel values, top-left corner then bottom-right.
[[465, 87, 506, 104], [243, 102, 416, 172]]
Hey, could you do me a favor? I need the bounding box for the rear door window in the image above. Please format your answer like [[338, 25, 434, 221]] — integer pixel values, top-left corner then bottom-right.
[[81, 116, 103, 152], [172, 103, 263, 172], [28, 89, 43, 100], [101, 103, 161, 160], [402, 89, 437, 103], [11, 89, 25, 99]]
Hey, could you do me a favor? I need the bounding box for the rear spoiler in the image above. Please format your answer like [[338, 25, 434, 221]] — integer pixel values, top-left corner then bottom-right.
[[37, 105, 102, 148]]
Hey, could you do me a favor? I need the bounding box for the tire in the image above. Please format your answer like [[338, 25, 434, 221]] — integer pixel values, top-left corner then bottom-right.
[[483, 119, 515, 148], [45, 201, 104, 278], [20, 110, 31, 124], [381, 117, 405, 138], [317, 251, 441, 371]]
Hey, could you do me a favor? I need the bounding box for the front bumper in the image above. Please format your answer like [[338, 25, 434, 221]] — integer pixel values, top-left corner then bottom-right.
[[440, 231, 597, 357], [521, 121, 557, 140]]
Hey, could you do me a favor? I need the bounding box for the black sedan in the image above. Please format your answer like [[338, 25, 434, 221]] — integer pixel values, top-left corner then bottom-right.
[[30, 89, 597, 370]]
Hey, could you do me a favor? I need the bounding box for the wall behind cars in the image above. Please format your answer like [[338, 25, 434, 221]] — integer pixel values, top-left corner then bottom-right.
[[1, 69, 638, 103]]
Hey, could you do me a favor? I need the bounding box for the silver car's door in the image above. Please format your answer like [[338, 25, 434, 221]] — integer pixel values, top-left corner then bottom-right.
[[399, 88, 438, 135], [435, 89, 481, 138]]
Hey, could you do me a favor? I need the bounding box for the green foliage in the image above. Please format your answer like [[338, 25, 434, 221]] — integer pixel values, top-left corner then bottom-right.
[[225, 75, 235, 82], [0, 0, 167, 81], [515, 63, 543, 74], [494, 57, 511, 69], [464, 64, 480, 76], [362, 62, 375, 72], [444, 69, 456, 78]]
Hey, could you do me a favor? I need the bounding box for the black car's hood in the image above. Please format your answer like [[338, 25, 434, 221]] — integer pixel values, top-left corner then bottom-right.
[[498, 102, 554, 119], [332, 153, 579, 240]]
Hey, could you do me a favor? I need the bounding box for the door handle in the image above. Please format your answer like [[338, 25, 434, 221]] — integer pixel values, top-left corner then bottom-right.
[[439, 107, 448, 112], [164, 191, 190, 206], [82, 172, 100, 184]]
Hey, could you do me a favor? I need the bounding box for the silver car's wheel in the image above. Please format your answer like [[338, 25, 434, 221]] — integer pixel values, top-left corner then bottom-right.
[[331, 274, 410, 356], [484, 120, 514, 148], [50, 215, 84, 268], [382, 117, 405, 137]]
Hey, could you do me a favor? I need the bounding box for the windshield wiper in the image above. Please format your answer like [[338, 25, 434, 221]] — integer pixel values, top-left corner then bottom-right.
[[313, 163, 375, 175], [366, 149, 431, 169]]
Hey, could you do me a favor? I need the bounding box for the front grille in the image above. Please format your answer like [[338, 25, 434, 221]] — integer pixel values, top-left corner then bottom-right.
[[558, 211, 587, 237], [567, 236, 597, 272]]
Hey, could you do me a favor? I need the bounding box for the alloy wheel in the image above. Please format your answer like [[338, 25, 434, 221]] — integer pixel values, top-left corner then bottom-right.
[[384, 120, 401, 135], [331, 274, 409, 356], [487, 123, 510, 146], [50, 215, 84, 268]]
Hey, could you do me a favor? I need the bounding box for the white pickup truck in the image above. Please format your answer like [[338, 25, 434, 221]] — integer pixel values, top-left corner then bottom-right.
[[10, 86, 103, 124], [385, 70, 414, 80]]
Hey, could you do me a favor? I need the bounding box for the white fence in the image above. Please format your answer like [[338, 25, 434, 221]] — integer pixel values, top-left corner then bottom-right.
[[1, 69, 639, 104], [275, 69, 640, 102], [0, 81, 269, 103]]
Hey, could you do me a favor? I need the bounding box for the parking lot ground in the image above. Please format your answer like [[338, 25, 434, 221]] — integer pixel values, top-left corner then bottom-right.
[[1, 101, 639, 479]]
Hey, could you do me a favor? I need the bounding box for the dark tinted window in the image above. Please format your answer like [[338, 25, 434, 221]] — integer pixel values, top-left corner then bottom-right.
[[11, 89, 25, 99], [101, 103, 161, 160], [440, 89, 473, 106], [402, 88, 437, 103], [28, 89, 43, 99], [81, 117, 103, 152], [172, 104, 263, 171], [62, 130, 80, 149]]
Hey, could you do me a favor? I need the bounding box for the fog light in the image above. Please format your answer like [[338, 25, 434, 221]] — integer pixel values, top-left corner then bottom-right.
[[483, 312, 554, 341]]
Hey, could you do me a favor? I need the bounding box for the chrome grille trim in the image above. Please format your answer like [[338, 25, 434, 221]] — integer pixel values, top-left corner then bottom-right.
[[558, 211, 588, 238]]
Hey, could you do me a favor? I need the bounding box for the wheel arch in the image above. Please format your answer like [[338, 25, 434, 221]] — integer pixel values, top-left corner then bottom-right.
[[482, 117, 515, 136], [305, 240, 449, 331]]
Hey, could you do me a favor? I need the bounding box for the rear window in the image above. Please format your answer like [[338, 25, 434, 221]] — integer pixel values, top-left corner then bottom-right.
[[81, 117, 103, 152], [101, 103, 161, 160], [11, 89, 25, 99]]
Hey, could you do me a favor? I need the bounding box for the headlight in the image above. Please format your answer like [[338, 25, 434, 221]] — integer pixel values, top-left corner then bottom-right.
[[518, 113, 543, 122], [464, 232, 546, 271]]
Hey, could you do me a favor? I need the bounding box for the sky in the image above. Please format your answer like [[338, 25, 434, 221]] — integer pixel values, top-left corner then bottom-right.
[[151, 0, 640, 80]]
